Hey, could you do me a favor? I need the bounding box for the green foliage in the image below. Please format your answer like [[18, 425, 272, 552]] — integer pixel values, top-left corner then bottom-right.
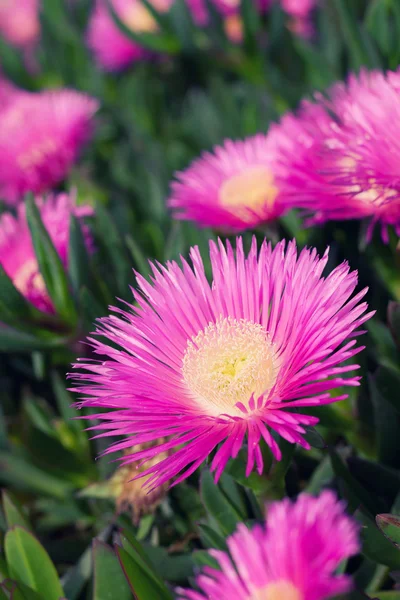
[[1, 0, 400, 597]]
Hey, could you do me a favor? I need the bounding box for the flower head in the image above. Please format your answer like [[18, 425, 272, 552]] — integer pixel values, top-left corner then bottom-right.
[[87, 0, 172, 71], [0, 0, 40, 50], [0, 193, 93, 313], [0, 83, 98, 205], [71, 237, 372, 489], [178, 491, 360, 600], [169, 135, 295, 231], [281, 0, 317, 38], [276, 69, 400, 242]]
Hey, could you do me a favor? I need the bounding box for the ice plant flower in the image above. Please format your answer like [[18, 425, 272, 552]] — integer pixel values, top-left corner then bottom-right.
[[281, 0, 317, 38], [178, 491, 360, 600], [0, 193, 93, 313], [276, 69, 400, 242], [87, 0, 172, 71], [0, 84, 98, 205], [0, 0, 40, 50], [169, 135, 293, 231], [71, 237, 373, 490]]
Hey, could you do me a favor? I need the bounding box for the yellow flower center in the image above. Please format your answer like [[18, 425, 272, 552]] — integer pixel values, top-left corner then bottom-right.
[[124, 2, 158, 33], [182, 317, 278, 416], [224, 14, 243, 43], [251, 581, 302, 600], [14, 258, 46, 297], [219, 166, 279, 223]]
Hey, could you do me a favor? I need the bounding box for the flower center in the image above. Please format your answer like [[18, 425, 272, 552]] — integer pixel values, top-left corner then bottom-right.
[[219, 166, 279, 222], [224, 14, 243, 43], [251, 581, 302, 600], [124, 2, 158, 33], [14, 258, 46, 297], [182, 317, 277, 416]]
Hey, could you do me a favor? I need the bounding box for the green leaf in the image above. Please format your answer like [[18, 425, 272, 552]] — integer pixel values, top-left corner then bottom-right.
[[373, 594, 400, 599], [25, 196, 77, 325], [5, 527, 64, 599], [374, 365, 400, 415], [2, 491, 31, 530], [369, 373, 400, 467], [388, 301, 400, 348], [198, 524, 227, 551], [376, 514, 400, 549], [5, 581, 43, 600], [329, 448, 380, 517], [332, 0, 376, 69], [200, 469, 241, 537], [93, 541, 132, 600], [115, 546, 173, 600], [0, 326, 69, 353], [358, 512, 400, 570], [0, 451, 74, 499], [68, 215, 91, 297]]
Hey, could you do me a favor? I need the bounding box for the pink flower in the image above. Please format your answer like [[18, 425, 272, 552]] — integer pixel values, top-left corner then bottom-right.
[[0, 193, 93, 313], [169, 135, 297, 232], [0, 83, 98, 205], [276, 69, 400, 242], [70, 237, 372, 489], [0, 0, 40, 50], [178, 491, 360, 600], [281, 0, 317, 38], [87, 0, 172, 71]]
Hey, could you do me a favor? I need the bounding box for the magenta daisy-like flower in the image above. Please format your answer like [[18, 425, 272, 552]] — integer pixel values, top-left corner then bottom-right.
[[168, 135, 296, 232], [281, 0, 317, 38], [71, 237, 372, 489], [277, 69, 400, 242], [0, 83, 98, 205], [178, 491, 360, 600], [87, 0, 172, 71], [0, 0, 40, 50], [0, 193, 93, 313]]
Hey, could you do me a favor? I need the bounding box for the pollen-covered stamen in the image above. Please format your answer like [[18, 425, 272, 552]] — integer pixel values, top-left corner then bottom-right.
[[252, 581, 302, 600], [182, 317, 278, 416], [219, 166, 279, 222]]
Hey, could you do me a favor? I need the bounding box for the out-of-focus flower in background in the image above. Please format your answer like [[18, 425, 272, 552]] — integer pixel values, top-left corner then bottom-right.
[[178, 491, 360, 600], [0, 0, 40, 50], [0, 81, 98, 205], [281, 0, 318, 38], [86, 0, 173, 71], [0, 193, 93, 313], [70, 237, 373, 490], [168, 133, 307, 231], [275, 68, 400, 242]]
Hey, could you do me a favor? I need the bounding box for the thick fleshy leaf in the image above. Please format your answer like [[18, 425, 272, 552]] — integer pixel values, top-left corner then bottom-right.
[[93, 540, 132, 600], [2, 491, 31, 530], [115, 546, 173, 600], [25, 196, 77, 325], [376, 514, 400, 549], [200, 469, 242, 537], [5, 527, 64, 599]]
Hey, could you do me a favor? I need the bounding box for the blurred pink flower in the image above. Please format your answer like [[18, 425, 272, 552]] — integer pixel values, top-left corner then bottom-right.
[[0, 82, 98, 205], [168, 133, 303, 232], [275, 69, 400, 242], [70, 237, 372, 489], [87, 0, 172, 71], [0, 0, 40, 50], [0, 193, 93, 313], [281, 0, 317, 38], [178, 491, 360, 600]]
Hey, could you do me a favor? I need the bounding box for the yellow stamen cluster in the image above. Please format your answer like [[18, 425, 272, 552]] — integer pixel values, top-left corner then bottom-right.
[[183, 317, 277, 416]]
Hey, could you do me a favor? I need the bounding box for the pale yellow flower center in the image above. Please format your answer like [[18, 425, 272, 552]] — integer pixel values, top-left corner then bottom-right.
[[224, 14, 243, 43], [339, 157, 396, 208], [182, 317, 278, 416], [124, 2, 158, 33], [251, 581, 302, 600], [14, 258, 46, 296], [17, 139, 57, 171], [219, 166, 279, 222]]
